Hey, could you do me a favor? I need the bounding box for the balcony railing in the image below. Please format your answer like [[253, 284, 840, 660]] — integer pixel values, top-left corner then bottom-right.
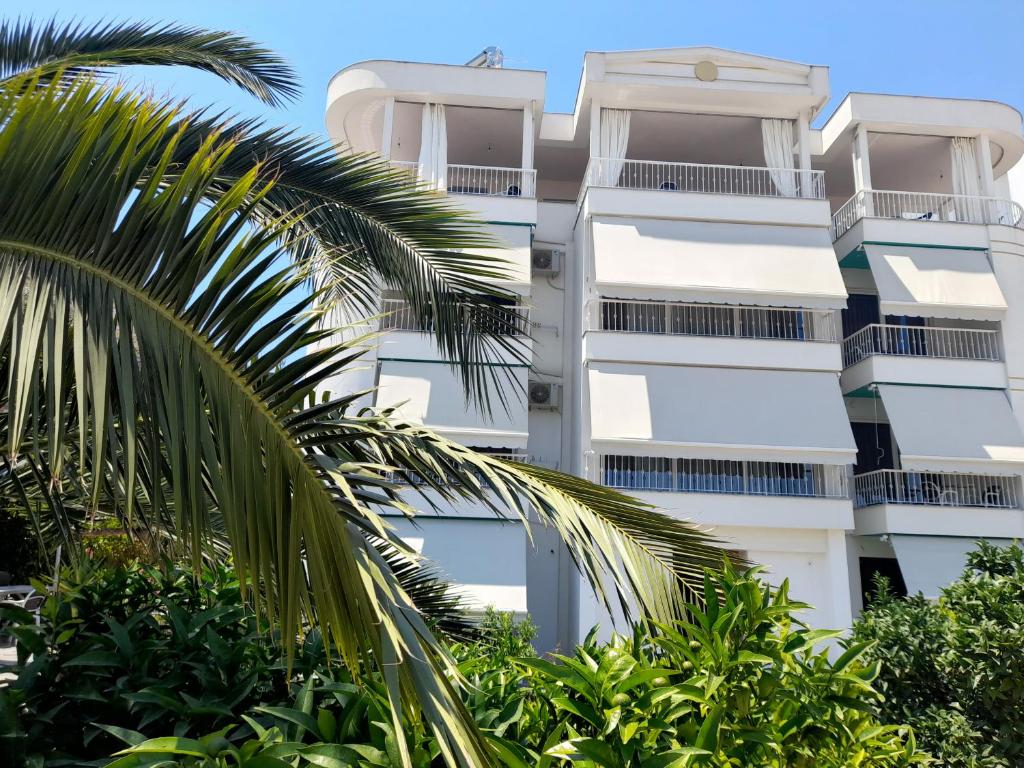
[[854, 469, 1021, 509], [586, 158, 826, 200], [842, 324, 1002, 367], [599, 455, 849, 499], [380, 297, 530, 336], [588, 299, 838, 342], [390, 161, 537, 198], [447, 164, 536, 197], [832, 189, 1024, 240]]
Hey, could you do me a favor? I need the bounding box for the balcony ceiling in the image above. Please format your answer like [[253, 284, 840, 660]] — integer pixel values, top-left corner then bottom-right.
[[626, 111, 766, 167]]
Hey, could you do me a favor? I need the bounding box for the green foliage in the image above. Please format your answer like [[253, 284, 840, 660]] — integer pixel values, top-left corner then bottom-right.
[[2, 563, 290, 763], [503, 566, 926, 768], [853, 540, 1024, 767], [459, 607, 537, 666], [37, 565, 927, 768]]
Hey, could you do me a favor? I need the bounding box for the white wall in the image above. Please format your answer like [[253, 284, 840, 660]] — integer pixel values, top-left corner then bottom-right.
[[390, 516, 528, 615], [375, 357, 529, 448]]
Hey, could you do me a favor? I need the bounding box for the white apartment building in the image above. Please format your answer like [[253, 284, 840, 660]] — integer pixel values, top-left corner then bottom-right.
[[325, 46, 1024, 652]]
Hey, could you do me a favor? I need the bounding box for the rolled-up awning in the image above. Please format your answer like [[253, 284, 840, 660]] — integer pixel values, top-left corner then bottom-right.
[[877, 384, 1024, 474], [864, 244, 1007, 321], [376, 359, 529, 449], [890, 535, 1011, 598], [591, 217, 847, 309], [588, 363, 856, 464]]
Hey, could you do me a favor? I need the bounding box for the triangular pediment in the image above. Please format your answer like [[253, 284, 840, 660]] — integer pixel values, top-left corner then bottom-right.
[[601, 46, 812, 76]]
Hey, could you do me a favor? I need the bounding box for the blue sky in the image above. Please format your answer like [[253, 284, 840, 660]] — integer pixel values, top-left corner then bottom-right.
[[16, 0, 1024, 138]]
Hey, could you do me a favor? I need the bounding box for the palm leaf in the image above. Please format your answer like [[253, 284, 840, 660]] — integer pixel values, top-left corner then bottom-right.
[[0, 75, 491, 766], [314, 406, 731, 622], [172, 118, 531, 413], [0, 17, 298, 105], [0, 17, 532, 413]]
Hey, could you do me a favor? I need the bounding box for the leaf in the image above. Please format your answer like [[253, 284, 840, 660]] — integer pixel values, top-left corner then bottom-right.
[[93, 722, 148, 746], [695, 704, 724, 753], [116, 736, 209, 756], [254, 706, 323, 740]]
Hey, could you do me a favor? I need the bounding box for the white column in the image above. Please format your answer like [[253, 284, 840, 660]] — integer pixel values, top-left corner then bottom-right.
[[797, 111, 813, 198], [852, 124, 873, 215], [977, 133, 995, 198], [826, 529, 854, 630], [588, 100, 601, 186], [521, 101, 535, 197], [380, 97, 395, 160]]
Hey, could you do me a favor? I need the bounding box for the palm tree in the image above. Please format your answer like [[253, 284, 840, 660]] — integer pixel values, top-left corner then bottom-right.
[[0, 19, 728, 766]]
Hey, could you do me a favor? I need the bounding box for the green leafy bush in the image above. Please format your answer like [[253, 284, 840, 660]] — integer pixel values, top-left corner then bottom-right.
[[95, 566, 927, 767], [1, 562, 291, 763], [853, 540, 1024, 767]]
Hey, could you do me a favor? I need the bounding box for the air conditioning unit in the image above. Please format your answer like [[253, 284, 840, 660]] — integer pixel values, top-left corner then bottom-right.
[[531, 248, 563, 276], [528, 381, 561, 410]]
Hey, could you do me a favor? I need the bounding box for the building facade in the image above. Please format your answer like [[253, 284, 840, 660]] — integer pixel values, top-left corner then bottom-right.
[[325, 47, 1024, 652]]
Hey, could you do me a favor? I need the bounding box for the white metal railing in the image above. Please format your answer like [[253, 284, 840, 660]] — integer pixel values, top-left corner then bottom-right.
[[831, 189, 1024, 240], [447, 164, 536, 198], [380, 298, 530, 336], [599, 455, 849, 499], [842, 324, 1002, 367], [389, 161, 536, 198], [854, 469, 1021, 509], [586, 158, 826, 200], [588, 299, 838, 343]]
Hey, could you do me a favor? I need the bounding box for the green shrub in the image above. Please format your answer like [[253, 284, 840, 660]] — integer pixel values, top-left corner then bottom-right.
[[853, 540, 1024, 767], [98, 566, 928, 767], [1, 562, 292, 763]]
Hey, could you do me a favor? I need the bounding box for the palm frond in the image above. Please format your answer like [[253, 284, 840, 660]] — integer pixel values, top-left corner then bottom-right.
[[0, 17, 298, 105], [316, 406, 732, 624], [0, 75, 491, 766], [172, 117, 531, 414]]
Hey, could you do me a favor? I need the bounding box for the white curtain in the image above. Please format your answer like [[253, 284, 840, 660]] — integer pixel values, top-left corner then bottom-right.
[[417, 103, 447, 190], [761, 118, 797, 197], [599, 109, 631, 186], [951, 137, 981, 222]]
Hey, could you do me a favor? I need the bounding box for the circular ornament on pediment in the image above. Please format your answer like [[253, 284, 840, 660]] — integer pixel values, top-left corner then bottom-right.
[[695, 60, 719, 82]]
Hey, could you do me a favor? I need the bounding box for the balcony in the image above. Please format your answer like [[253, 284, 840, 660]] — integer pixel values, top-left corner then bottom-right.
[[381, 297, 531, 335], [378, 297, 531, 363], [600, 455, 849, 499], [584, 299, 841, 371], [854, 469, 1019, 509], [580, 158, 830, 227], [594, 454, 853, 530], [392, 161, 536, 198], [587, 158, 825, 200], [840, 324, 1005, 392], [853, 469, 1024, 539], [832, 189, 1024, 242], [843, 324, 1001, 366]]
